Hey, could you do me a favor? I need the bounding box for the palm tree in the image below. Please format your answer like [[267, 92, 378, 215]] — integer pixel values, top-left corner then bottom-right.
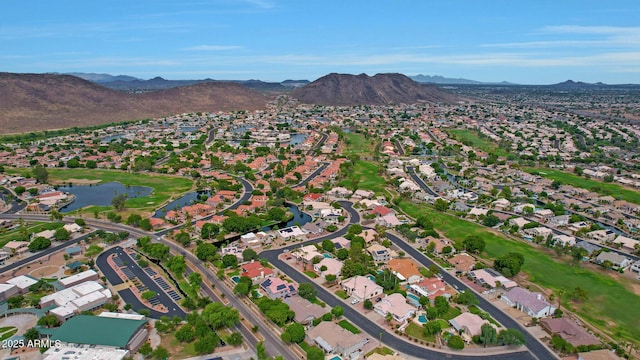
[[555, 288, 565, 309], [385, 312, 393, 325]]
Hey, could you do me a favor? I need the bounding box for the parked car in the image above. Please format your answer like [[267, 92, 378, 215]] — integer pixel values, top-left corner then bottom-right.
[[351, 298, 360, 305]]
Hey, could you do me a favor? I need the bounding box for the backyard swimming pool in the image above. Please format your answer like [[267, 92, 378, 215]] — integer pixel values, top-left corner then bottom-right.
[[418, 314, 428, 324], [231, 276, 240, 283], [407, 293, 421, 307]]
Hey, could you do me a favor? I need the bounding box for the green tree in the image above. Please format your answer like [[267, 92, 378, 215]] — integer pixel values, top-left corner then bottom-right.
[[454, 290, 479, 306], [166, 256, 186, 276], [462, 235, 485, 254], [200, 223, 220, 239], [175, 324, 196, 342], [226, 332, 243, 346], [222, 254, 238, 268], [14, 185, 26, 195], [434, 198, 450, 211], [498, 328, 526, 346], [234, 282, 250, 296], [201, 302, 239, 329], [139, 218, 152, 231], [321, 239, 335, 252], [196, 242, 217, 261], [242, 248, 258, 261], [424, 320, 442, 335], [111, 193, 128, 211], [479, 323, 497, 347], [448, 335, 465, 349], [256, 342, 268, 360], [188, 272, 202, 289], [570, 286, 589, 303], [493, 252, 525, 277], [139, 342, 153, 356], [126, 214, 142, 227], [37, 314, 60, 328], [28, 237, 51, 251], [151, 346, 169, 360], [193, 332, 220, 354], [54, 228, 70, 241], [281, 323, 305, 343], [483, 214, 501, 227], [33, 164, 49, 183], [24, 327, 40, 341], [331, 305, 344, 318], [298, 283, 317, 302]]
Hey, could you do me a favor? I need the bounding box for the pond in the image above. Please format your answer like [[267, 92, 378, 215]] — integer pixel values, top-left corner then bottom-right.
[[261, 203, 312, 231], [101, 134, 125, 143], [289, 133, 307, 145], [59, 182, 152, 213], [153, 191, 211, 218]]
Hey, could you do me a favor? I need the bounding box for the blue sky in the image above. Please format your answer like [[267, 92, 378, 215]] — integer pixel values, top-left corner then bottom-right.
[[2, 0, 639, 84]]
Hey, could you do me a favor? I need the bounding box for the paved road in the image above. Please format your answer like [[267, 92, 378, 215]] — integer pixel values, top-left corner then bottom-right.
[[306, 132, 328, 155], [0, 229, 94, 275], [386, 232, 557, 360], [406, 166, 440, 197], [261, 202, 537, 360], [0, 187, 27, 214], [96, 246, 186, 319], [292, 162, 329, 188]]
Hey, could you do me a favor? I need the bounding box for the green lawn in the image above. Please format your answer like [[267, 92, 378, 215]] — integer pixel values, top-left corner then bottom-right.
[[335, 290, 349, 299], [440, 306, 462, 321], [365, 347, 395, 357], [337, 319, 361, 334], [338, 160, 387, 195], [396, 199, 640, 345], [525, 167, 640, 205], [405, 322, 435, 342], [0, 222, 64, 247], [46, 168, 193, 211], [344, 132, 377, 157], [448, 129, 510, 157], [304, 271, 318, 278]]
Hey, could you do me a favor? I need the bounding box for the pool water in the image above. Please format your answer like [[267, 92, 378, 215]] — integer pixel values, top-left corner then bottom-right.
[[406, 293, 421, 307], [418, 314, 428, 323], [367, 275, 376, 282], [329, 356, 342, 360], [323, 253, 332, 258], [231, 276, 240, 283]]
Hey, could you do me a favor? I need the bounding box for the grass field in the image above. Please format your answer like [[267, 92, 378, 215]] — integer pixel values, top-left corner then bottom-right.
[[396, 199, 640, 344], [405, 322, 436, 342], [525, 167, 640, 205], [46, 168, 193, 211], [338, 161, 387, 195], [448, 129, 510, 157], [344, 132, 377, 157]]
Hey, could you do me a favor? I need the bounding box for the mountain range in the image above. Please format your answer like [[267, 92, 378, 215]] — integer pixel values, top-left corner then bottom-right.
[[292, 73, 460, 106], [0, 72, 267, 134]]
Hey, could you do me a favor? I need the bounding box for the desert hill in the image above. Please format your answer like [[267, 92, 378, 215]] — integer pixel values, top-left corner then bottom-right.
[[0, 73, 267, 134], [292, 73, 459, 106]]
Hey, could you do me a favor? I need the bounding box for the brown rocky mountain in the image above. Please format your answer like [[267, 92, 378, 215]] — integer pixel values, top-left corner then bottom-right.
[[292, 73, 459, 106], [0, 73, 267, 134]]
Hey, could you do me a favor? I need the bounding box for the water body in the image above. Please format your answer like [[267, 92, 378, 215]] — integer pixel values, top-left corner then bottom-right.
[[59, 182, 152, 213], [179, 126, 199, 133], [260, 203, 311, 231], [289, 133, 307, 145], [101, 134, 125, 143], [153, 191, 211, 218]]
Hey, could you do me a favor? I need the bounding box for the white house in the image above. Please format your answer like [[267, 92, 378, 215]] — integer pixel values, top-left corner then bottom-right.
[[501, 287, 556, 318], [373, 293, 417, 323]]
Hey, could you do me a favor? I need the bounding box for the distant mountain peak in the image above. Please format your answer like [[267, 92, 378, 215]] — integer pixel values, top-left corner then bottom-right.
[[292, 72, 459, 106]]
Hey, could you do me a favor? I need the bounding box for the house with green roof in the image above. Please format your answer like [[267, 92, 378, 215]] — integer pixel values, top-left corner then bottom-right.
[[51, 315, 148, 351]]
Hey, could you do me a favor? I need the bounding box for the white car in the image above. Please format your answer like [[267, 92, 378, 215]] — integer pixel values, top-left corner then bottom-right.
[[351, 298, 360, 305]]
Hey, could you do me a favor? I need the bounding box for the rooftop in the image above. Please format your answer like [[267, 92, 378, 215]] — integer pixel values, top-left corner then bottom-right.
[[52, 315, 147, 348]]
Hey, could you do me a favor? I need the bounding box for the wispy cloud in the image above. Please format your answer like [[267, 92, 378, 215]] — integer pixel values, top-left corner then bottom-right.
[[240, 0, 276, 9], [182, 45, 243, 51]]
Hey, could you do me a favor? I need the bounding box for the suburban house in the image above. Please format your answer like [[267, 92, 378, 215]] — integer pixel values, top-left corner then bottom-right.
[[373, 293, 417, 323], [533, 209, 555, 222], [630, 260, 640, 274], [284, 296, 326, 325], [586, 229, 617, 243], [501, 287, 556, 318], [3, 241, 29, 256], [449, 313, 490, 338], [553, 234, 576, 247], [306, 321, 370, 358], [313, 258, 343, 279], [492, 198, 511, 210], [260, 278, 297, 299], [341, 276, 383, 301], [410, 277, 448, 299], [448, 253, 476, 274], [367, 244, 391, 263], [540, 318, 600, 347], [523, 226, 553, 239], [296, 244, 323, 264], [548, 215, 571, 227], [388, 258, 423, 284], [612, 235, 640, 252], [509, 217, 530, 229], [595, 252, 631, 269], [241, 261, 274, 284], [469, 269, 517, 290]]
